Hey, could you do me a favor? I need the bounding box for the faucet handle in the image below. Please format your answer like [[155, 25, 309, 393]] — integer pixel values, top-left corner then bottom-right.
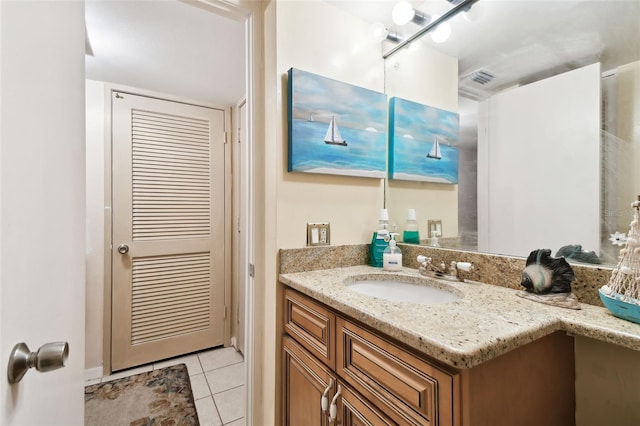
[[417, 255, 431, 263]]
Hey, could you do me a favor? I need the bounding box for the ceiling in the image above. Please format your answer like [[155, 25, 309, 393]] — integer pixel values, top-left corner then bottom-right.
[[331, 0, 640, 100], [85, 0, 246, 105], [85, 0, 638, 149]]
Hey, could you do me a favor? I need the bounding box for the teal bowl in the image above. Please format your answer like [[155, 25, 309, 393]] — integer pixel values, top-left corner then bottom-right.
[[599, 289, 640, 325]]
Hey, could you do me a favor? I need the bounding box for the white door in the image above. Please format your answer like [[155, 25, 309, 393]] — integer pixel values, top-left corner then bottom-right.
[[0, 1, 85, 425], [111, 92, 226, 371]]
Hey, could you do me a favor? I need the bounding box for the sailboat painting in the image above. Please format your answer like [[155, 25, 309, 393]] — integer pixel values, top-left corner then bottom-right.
[[389, 97, 459, 184], [427, 137, 442, 159], [287, 68, 387, 178], [324, 116, 347, 146]]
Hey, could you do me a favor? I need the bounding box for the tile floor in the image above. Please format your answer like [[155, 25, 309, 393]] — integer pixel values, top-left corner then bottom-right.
[[86, 346, 246, 425]]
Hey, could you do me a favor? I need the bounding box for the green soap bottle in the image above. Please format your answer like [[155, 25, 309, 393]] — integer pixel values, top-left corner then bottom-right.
[[370, 208, 390, 267], [403, 208, 420, 244]]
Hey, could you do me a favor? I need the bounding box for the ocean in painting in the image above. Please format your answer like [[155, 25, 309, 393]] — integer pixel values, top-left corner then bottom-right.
[[390, 136, 459, 183], [288, 68, 387, 178], [389, 97, 459, 184], [289, 119, 386, 177]]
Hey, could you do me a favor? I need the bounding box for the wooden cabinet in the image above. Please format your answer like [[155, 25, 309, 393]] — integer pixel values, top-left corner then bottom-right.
[[282, 287, 575, 426], [283, 288, 454, 425]]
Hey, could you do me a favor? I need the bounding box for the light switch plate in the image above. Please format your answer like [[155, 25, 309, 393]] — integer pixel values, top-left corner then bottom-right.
[[307, 222, 330, 246]]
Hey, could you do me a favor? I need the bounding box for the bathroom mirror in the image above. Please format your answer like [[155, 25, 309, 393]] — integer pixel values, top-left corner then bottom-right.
[[381, 0, 640, 266]]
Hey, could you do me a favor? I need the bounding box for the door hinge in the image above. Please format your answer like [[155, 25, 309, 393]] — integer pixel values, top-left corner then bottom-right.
[[224, 131, 229, 144], [249, 263, 255, 278], [224, 306, 228, 320]]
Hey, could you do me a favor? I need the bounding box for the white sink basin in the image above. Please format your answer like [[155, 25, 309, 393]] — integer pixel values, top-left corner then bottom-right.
[[344, 276, 462, 305]]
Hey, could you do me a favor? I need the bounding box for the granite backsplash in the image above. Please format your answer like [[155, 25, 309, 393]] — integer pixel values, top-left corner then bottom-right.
[[279, 244, 613, 307]]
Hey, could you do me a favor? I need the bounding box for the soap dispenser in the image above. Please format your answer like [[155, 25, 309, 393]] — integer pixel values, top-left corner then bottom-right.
[[383, 234, 402, 271]]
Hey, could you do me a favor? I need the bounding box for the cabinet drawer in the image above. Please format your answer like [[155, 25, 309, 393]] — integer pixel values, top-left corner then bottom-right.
[[337, 318, 457, 426], [284, 288, 336, 368]]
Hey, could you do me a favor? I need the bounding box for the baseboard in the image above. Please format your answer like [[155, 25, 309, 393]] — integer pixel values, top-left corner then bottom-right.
[[85, 366, 104, 381]]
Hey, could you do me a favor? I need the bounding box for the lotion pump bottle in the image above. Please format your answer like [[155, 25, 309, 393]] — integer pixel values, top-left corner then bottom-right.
[[383, 234, 402, 271]]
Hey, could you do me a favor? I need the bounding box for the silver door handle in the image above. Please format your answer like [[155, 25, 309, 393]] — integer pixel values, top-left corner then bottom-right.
[[7, 342, 69, 384], [117, 244, 129, 254]]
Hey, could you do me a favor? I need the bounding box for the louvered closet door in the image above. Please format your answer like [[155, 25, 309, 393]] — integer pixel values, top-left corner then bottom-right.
[[111, 91, 226, 371]]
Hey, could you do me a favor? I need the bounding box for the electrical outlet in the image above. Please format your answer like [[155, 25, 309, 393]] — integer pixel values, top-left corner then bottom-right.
[[428, 219, 442, 237], [307, 222, 330, 246]]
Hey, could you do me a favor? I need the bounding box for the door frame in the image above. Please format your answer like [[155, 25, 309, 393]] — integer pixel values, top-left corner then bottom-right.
[[99, 0, 263, 423]]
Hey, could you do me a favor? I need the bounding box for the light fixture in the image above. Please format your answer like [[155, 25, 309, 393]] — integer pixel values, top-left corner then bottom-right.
[[372, 22, 404, 43], [383, 0, 479, 59], [430, 22, 451, 43], [392, 1, 430, 26]]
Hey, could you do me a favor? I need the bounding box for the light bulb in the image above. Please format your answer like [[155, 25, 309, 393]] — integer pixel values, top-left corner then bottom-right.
[[430, 22, 451, 43], [392, 1, 415, 26]]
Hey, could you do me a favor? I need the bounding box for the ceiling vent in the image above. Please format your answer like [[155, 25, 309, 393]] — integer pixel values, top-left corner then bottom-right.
[[469, 70, 495, 85]]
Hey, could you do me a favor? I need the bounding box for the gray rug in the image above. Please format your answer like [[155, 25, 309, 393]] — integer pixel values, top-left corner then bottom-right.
[[85, 364, 199, 426]]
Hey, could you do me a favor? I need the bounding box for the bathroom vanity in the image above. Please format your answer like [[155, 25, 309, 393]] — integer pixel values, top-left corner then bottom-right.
[[280, 264, 640, 426]]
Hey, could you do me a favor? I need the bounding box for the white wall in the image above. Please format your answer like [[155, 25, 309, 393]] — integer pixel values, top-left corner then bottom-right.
[[478, 63, 601, 257], [384, 46, 459, 240]]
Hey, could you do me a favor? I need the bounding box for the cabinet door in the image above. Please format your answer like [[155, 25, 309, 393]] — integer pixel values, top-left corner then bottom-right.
[[283, 336, 334, 426], [339, 381, 395, 426]]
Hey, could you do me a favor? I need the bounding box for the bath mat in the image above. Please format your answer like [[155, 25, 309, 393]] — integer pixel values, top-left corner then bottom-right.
[[85, 364, 199, 426]]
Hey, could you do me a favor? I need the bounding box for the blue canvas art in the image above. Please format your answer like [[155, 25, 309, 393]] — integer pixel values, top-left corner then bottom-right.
[[389, 97, 459, 184], [287, 68, 387, 178]]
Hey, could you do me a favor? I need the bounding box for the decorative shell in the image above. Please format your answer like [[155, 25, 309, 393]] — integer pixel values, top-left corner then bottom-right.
[[520, 249, 575, 294]]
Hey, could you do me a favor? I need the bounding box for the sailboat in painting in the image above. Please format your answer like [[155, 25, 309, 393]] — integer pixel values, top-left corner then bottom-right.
[[324, 115, 348, 146], [427, 136, 442, 159]]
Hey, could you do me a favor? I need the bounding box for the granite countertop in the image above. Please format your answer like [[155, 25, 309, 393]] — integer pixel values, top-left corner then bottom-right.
[[279, 265, 640, 369]]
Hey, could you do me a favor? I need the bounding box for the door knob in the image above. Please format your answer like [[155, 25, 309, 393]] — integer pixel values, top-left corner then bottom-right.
[[7, 341, 69, 384], [117, 244, 129, 254]]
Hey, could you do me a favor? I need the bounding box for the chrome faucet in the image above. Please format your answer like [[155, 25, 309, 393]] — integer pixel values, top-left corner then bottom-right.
[[417, 255, 474, 282]]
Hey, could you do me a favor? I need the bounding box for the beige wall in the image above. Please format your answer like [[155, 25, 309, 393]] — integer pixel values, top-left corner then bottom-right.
[[616, 60, 640, 231], [275, 0, 386, 249], [575, 336, 640, 425]]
